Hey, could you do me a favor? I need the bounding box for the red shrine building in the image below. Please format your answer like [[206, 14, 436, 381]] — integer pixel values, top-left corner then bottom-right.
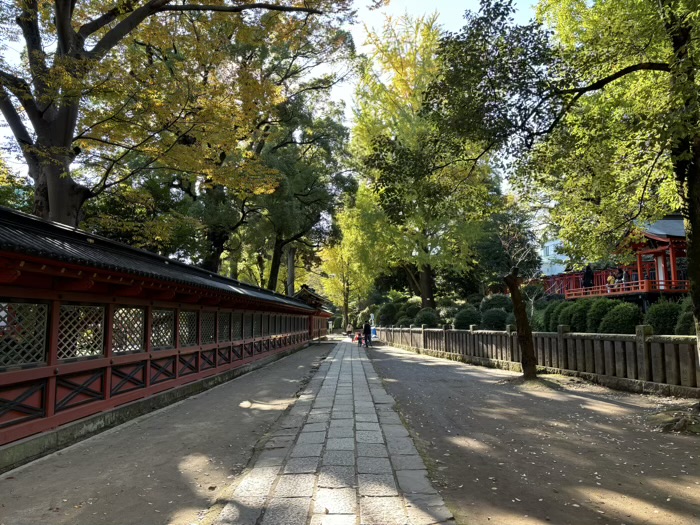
[[541, 216, 688, 301]]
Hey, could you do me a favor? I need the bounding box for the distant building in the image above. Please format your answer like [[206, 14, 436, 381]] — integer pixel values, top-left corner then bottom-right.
[[539, 239, 568, 277]]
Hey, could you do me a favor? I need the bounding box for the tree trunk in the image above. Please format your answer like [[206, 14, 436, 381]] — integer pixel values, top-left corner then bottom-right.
[[266, 237, 284, 290], [343, 280, 350, 328], [419, 265, 436, 309], [404, 265, 422, 297], [29, 158, 91, 226], [503, 267, 537, 380], [201, 228, 229, 273], [286, 245, 296, 296]]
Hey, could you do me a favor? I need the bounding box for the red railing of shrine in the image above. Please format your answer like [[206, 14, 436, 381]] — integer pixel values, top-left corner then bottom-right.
[[565, 279, 689, 299], [0, 291, 327, 447]]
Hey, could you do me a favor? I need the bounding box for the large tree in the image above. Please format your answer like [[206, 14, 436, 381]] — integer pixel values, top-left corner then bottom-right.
[[427, 0, 700, 358], [353, 14, 495, 308], [0, 0, 350, 226]]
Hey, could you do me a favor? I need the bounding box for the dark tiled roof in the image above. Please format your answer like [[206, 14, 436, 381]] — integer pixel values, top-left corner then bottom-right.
[[644, 216, 685, 239], [0, 206, 313, 311]]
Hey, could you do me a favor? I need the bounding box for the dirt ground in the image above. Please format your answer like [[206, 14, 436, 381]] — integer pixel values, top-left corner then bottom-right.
[[368, 344, 700, 525], [0, 343, 332, 525]]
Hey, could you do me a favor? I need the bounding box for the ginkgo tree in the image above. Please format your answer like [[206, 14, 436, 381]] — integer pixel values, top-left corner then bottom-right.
[[0, 0, 351, 226], [353, 14, 495, 308]]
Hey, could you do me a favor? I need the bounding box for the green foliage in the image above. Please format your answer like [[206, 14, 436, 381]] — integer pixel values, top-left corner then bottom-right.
[[389, 290, 409, 303], [378, 302, 399, 326], [403, 303, 422, 319], [439, 306, 459, 324], [454, 306, 482, 329], [481, 308, 508, 330], [674, 311, 696, 335], [480, 294, 513, 312], [569, 299, 594, 332], [407, 296, 423, 306], [681, 295, 693, 313], [505, 312, 516, 326], [414, 307, 441, 328], [644, 301, 682, 336], [547, 301, 569, 332], [557, 303, 576, 327], [333, 317, 343, 330], [396, 316, 414, 327], [542, 300, 563, 332], [531, 309, 546, 331], [357, 307, 372, 326], [467, 293, 484, 305], [586, 298, 621, 333], [599, 303, 642, 334]]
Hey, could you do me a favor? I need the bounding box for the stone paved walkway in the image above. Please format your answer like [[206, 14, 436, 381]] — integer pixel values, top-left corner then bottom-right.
[[215, 341, 453, 525]]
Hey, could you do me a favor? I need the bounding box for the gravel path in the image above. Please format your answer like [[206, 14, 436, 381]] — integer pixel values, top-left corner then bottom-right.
[[368, 344, 700, 525]]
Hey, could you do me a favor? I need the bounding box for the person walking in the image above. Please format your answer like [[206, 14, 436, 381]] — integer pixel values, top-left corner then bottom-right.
[[583, 264, 594, 292], [363, 321, 372, 348], [346, 323, 353, 340]]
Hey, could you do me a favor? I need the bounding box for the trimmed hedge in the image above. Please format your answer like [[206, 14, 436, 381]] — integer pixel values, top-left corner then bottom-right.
[[395, 316, 413, 327], [644, 301, 682, 335], [586, 298, 621, 333], [414, 307, 440, 328], [599, 303, 642, 334], [467, 293, 484, 306], [481, 308, 508, 330], [454, 306, 481, 329], [531, 309, 545, 331], [480, 294, 513, 312], [378, 302, 399, 326], [542, 300, 563, 332], [505, 312, 516, 327], [557, 303, 577, 327], [674, 311, 696, 335], [547, 301, 570, 332], [570, 299, 594, 332]]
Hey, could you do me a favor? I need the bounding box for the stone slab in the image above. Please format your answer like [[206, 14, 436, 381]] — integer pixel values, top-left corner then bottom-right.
[[261, 497, 311, 525], [284, 457, 320, 474], [297, 431, 326, 444], [323, 450, 356, 466], [327, 438, 355, 451], [314, 487, 357, 514], [358, 473, 399, 496], [359, 495, 407, 525], [273, 473, 316, 497], [357, 456, 393, 474], [357, 443, 389, 458], [396, 470, 437, 494], [291, 443, 323, 458]]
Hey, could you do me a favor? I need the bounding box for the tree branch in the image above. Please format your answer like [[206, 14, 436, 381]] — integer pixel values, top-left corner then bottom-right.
[[0, 88, 33, 147], [556, 62, 670, 96], [89, 1, 322, 60]]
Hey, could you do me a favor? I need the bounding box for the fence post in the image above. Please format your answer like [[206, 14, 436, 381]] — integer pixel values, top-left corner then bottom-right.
[[469, 325, 478, 358], [636, 324, 653, 381], [409, 324, 414, 348], [505, 324, 515, 362], [421, 324, 426, 350], [558, 325, 571, 369]]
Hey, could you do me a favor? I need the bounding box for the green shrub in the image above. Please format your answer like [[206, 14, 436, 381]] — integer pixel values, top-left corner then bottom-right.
[[438, 306, 459, 323], [542, 300, 563, 332], [599, 303, 642, 334], [466, 293, 484, 306], [547, 301, 570, 332], [505, 312, 516, 326], [531, 309, 546, 331], [480, 294, 513, 312], [454, 306, 482, 329], [395, 316, 413, 327], [332, 317, 343, 330], [570, 300, 594, 332], [414, 308, 440, 328], [681, 295, 693, 312], [644, 301, 682, 335], [674, 311, 696, 335], [481, 308, 508, 330], [404, 303, 421, 319], [557, 303, 577, 327], [407, 296, 422, 306], [586, 298, 621, 333], [378, 302, 399, 326], [436, 296, 457, 308]]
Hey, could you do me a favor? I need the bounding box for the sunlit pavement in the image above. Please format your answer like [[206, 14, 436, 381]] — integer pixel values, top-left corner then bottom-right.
[[215, 341, 453, 525]]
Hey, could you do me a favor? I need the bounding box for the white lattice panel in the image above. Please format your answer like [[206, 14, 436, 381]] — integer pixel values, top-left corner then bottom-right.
[[113, 307, 145, 353], [58, 305, 105, 360], [179, 311, 198, 347], [0, 302, 48, 367], [152, 309, 175, 350], [201, 312, 216, 344], [218, 312, 231, 342]]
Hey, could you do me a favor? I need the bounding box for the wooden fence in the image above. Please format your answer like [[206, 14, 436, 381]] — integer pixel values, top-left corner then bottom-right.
[[375, 325, 700, 397]]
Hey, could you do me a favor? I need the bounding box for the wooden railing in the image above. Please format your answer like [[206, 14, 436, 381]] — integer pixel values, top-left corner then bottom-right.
[[375, 325, 699, 396], [565, 279, 689, 299]]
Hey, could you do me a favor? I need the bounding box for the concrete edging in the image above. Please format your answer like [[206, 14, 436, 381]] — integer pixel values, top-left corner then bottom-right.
[[386, 343, 700, 399], [0, 344, 310, 473]]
